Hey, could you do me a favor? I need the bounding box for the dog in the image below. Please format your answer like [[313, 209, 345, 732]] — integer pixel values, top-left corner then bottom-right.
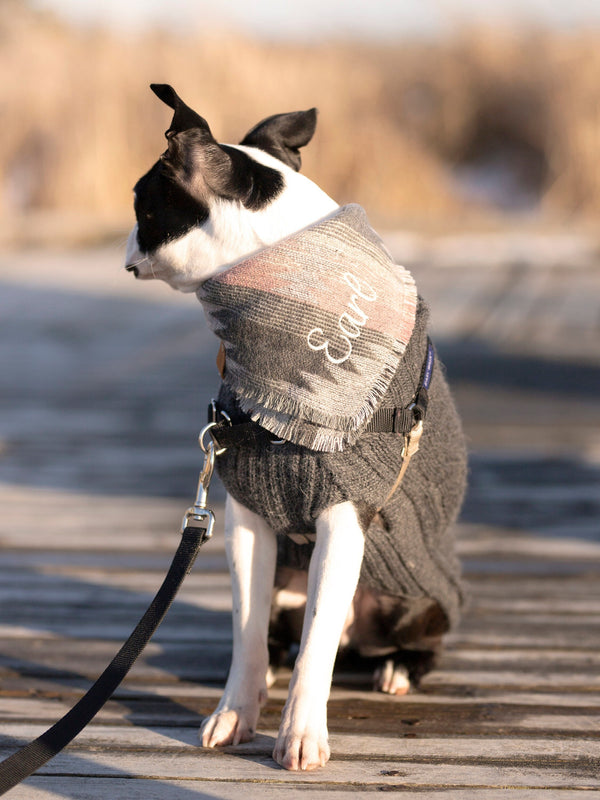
[[125, 84, 467, 771]]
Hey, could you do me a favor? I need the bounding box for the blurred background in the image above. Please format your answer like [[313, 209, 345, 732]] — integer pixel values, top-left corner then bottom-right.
[[0, 0, 598, 545], [2, 0, 600, 243]]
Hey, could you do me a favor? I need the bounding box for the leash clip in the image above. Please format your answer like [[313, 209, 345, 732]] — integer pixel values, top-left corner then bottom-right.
[[181, 424, 219, 539]]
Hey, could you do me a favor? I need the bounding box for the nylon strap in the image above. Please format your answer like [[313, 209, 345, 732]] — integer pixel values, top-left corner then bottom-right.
[[376, 338, 435, 509], [210, 338, 435, 448], [0, 525, 210, 795]]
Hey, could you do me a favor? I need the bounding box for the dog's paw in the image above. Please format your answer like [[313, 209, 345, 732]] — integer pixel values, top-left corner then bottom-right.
[[273, 712, 330, 771], [374, 658, 411, 695], [200, 707, 258, 747], [273, 729, 330, 771]]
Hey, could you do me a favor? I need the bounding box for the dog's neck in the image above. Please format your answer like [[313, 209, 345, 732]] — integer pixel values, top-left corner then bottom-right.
[[198, 204, 418, 452], [181, 148, 339, 288]]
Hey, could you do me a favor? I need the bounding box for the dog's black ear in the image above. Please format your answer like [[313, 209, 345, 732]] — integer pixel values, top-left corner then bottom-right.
[[240, 109, 318, 171], [149, 84, 284, 208], [150, 84, 239, 200], [150, 83, 213, 137]]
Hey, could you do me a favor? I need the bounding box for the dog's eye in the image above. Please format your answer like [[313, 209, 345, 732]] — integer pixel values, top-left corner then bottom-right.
[[145, 212, 154, 221]]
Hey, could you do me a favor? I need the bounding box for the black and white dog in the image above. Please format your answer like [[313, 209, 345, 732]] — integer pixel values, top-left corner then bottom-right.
[[126, 84, 466, 771]]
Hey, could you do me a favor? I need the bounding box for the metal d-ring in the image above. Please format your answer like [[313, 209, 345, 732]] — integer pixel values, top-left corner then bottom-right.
[[198, 421, 227, 457]]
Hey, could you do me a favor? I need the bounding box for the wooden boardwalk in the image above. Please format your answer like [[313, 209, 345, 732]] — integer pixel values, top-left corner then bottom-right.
[[0, 238, 599, 796]]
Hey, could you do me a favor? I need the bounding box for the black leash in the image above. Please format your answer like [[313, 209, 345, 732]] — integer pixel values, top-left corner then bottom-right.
[[0, 434, 219, 796]]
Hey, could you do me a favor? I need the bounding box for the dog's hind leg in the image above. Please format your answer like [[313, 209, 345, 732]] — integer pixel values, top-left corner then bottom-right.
[[272, 501, 365, 771], [200, 494, 277, 747]]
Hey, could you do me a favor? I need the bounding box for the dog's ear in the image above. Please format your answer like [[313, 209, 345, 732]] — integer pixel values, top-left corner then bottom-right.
[[150, 83, 241, 200], [240, 109, 318, 171], [149, 84, 284, 208], [150, 83, 211, 136]]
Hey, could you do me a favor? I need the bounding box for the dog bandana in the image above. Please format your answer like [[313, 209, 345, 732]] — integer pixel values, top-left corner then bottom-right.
[[197, 204, 418, 452]]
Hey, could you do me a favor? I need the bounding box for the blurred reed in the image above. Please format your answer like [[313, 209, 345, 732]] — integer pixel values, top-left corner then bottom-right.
[[1, 1, 598, 241]]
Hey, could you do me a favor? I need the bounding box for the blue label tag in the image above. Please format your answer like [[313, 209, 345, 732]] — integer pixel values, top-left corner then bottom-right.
[[422, 340, 435, 391]]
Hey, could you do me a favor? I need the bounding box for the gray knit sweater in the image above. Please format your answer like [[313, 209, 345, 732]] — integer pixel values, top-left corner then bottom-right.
[[215, 299, 467, 630]]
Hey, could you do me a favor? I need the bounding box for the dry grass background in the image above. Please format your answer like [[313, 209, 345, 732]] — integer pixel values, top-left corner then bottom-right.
[[1, 1, 599, 242]]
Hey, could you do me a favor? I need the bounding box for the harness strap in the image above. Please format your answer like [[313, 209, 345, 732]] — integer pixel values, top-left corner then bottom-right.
[[362, 405, 416, 435], [0, 524, 211, 795], [210, 338, 435, 451], [376, 419, 424, 512], [375, 338, 435, 509]]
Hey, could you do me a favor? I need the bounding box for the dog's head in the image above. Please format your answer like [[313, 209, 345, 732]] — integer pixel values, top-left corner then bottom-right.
[[125, 84, 338, 292]]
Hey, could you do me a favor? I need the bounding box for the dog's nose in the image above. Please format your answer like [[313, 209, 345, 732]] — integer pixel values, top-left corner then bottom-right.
[[125, 264, 139, 277]]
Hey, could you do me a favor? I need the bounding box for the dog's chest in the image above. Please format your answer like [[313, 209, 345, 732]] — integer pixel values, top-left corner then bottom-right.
[[212, 351, 420, 538]]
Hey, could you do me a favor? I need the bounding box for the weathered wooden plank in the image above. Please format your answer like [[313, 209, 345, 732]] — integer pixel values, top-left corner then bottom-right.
[[440, 647, 600, 668], [3, 544, 592, 576], [456, 617, 600, 634], [3, 682, 600, 713], [2, 725, 599, 761], [422, 670, 600, 689], [6, 576, 600, 616], [3, 617, 600, 648], [4, 610, 600, 645], [11, 779, 600, 800], [0, 748, 598, 788], [0, 550, 223, 571], [459, 537, 600, 560], [446, 630, 600, 649], [2, 694, 599, 737], [0, 487, 226, 552], [0, 640, 231, 682], [5, 582, 600, 625], [5, 610, 600, 635], [477, 267, 554, 344], [6, 586, 600, 618], [0, 583, 233, 612], [6, 648, 600, 697], [0, 622, 231, 643], [0, 572, 232, 600], [120, 686, 600, 708], [4, 659, 600, 704], [4, 565, 600, 607], [0, 576, 228, 608], [3, 649, 599, 696], [463, 599, 600, 613], [5, 636, 600, 687], [462, 560, 600, 577], [3, 642, 598, 677], [463, 574, 600, 598]]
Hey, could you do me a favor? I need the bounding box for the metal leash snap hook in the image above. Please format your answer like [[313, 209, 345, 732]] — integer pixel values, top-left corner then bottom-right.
[[181, 427, 218, 539]]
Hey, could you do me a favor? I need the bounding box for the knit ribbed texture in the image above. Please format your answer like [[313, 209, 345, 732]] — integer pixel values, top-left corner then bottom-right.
[[197, 204, 417, 452], [215, 301, 467, 631]]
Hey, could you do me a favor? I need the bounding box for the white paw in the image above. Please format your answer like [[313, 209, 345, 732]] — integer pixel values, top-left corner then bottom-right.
[[200, 681, 268, 748], [273, 728, 330, 771], [374, 659, 411, 695], [200, 705, 260, 748]]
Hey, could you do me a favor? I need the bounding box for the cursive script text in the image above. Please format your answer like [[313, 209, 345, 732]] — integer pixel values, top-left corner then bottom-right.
[[307, 272, 377, 365]]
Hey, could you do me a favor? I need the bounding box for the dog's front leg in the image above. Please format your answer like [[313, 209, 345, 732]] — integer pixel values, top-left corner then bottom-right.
[[273, 501, 365, 771], [200, 493, 277, 747]]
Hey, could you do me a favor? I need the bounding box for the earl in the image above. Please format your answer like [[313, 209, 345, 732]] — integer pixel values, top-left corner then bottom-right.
[[307, 271, 377, 364]]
